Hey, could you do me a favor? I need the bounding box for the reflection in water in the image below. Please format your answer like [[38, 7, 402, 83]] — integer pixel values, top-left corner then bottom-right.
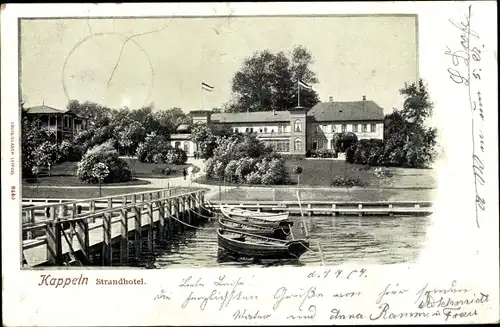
[[128, 214, 431, 269]]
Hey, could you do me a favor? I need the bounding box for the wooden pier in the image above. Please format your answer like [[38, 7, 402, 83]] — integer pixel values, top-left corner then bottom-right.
[[211, 200, 433, 217], [21, 188, 209, 267]]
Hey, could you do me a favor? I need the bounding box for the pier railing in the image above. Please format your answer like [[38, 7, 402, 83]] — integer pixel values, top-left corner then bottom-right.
[[21, 188, 207, 267], [210, 200, 433, 216]]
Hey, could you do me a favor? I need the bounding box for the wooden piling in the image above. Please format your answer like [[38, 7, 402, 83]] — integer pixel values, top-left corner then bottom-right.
[[158, 197, 165, 241], [133, 194, 142, 259], [27, 208, 34, 239], [187, 196, 193, 226], [166, 199, 172, 238], [120, 196, 128, 265], [46, 220, 62, 265], [147, 200, 154, 252], [102, 212, 112, 266], [90, 200, 96, 223], [75, 219, 89, 261]]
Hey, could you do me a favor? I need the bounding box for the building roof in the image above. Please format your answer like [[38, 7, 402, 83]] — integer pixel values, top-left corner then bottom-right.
[[24, 105, 68, 114], [211, 110, 291, 123], [24, 104, 88, 119], [170, 133, 191, 140], [308, 100, 384, 122], [176, 124, 191, 132]]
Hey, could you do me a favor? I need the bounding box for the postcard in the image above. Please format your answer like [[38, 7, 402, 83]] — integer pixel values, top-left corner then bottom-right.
[[1, 2, 498, 326]]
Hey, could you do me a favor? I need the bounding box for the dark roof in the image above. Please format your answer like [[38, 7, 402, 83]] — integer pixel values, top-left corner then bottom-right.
[[24, 105, 68, 114], [24, 105, 88, 119], [211, 111, 291, 123], [308, 100, 384, 122]]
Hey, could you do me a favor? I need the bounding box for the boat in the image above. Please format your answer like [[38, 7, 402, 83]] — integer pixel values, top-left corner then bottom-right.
[[221, 206, 290, 222], [220, 209, 294, 227], [218, 217, 290, 240], [217, 228, 310, 259]]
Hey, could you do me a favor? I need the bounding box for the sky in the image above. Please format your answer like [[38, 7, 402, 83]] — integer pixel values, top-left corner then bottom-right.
[[20, 15, 418, 114]]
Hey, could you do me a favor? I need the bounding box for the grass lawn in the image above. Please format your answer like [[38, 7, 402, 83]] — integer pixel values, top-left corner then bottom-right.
[[22, 186, 196, 199], [122, 158, 200, 179], [22, 159, 200, 186], [196, 158, 437, 189]]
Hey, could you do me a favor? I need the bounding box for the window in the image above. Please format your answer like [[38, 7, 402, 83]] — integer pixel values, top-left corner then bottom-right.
[[353, 124, 358, 132], [331, 125, 336, 133], [294, 138, 302, 151], [330, 139, 335, 149], [294, 120, 302, 132], [271, 129, 274, 133], [250, 128, 254, 133], [370, 124, 376, 132], [234, 128, 238, 133], [245, 128, 250, 132], [312, 141, 317, 150], [341, 124, 347, 132], [175, 141, 181, 149], [362, 124, 367, 132], [183, 143, 189, 153], [315, 125, 320, 133], [264, 127, 268, 133], [323, 125, 327, 133]]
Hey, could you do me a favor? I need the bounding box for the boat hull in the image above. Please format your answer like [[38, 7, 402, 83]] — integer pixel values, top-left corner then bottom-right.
[[217, 229, 309, 259], [221, 206, 290, 222], [218, 218, 290, 240], [221, 210, 294, 227]]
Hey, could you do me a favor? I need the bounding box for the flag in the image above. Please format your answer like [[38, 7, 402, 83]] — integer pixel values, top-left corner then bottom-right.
[[298, 79, 312, 90], [201, 82, 214, 92]]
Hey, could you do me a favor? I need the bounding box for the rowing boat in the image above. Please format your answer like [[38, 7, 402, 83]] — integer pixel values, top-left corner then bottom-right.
[[221, 206, 290, 222], [218, 217, 290, 240], [217, 228, 309, 259], [220, 209, 294, 227]]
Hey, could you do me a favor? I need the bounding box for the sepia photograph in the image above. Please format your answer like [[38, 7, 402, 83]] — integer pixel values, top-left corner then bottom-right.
[[19, 14, 437, 269], [2, 2, 498, 326]]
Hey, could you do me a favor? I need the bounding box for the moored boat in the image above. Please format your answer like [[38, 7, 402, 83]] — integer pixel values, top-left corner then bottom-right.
[[220, 208, 294, 227], [217, 228, 309, 259], [218, 217, 290, 240], [221, 206, 290, 222]]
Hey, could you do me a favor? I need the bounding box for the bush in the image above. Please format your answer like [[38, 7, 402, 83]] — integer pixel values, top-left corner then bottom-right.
[[165, 147, 187, 165], [331, 176, 366, 187], [77, 141, 131, 184], [345, 146, 356, 164], [136, 132, 170, 163], [59, 140, 82, 162], [136, 132, 187, 165], [204, 133, 287, 185], [305, 150, 311, 158]]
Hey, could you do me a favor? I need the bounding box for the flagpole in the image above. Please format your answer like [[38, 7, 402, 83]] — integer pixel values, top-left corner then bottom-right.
[[201, 83, 204, 110], [297, 79, 300, 107]]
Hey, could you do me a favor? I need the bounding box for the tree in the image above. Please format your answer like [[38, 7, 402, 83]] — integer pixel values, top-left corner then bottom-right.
[[191, 124, 217, 159], [293, 165, 303, 188], [21, 117, 53, 175], [91, 163, 110, 197], [399, 79, 433, 125], [387, 78, 438, 168], [228, 46, 320, 112]]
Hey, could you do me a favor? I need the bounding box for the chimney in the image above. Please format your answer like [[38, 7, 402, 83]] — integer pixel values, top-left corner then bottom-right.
[[362, 95, 366, 101], [329, 96, 333, 102]]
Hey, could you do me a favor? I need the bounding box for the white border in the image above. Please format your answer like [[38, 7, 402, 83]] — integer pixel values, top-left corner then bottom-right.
[[2, 2, 498, 326]]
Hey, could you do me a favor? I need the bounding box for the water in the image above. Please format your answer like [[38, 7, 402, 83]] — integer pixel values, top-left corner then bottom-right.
[[144, 214, 431, 268]]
